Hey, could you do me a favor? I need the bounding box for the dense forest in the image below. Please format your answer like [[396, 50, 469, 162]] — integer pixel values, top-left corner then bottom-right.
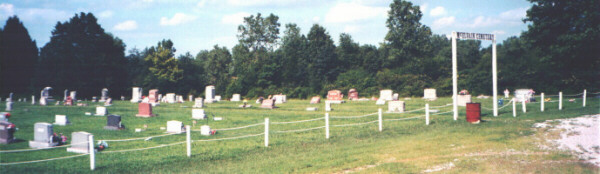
[[0, 0, 598, 99]]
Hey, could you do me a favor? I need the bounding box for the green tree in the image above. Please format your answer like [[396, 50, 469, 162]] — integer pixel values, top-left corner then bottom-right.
[[337, 33, 360, 69], [384, 0, 432, 73], [144, 39, 182, 91], [523, 0, 600, 92], [237, 13, 280, 53], [0, 16, 39, 94], [307, 24, 338, 93], [203, 45, 232, 95], [280, 23, 308, 87], [176, 52, 205, 95], [38, 12, 127, 97]]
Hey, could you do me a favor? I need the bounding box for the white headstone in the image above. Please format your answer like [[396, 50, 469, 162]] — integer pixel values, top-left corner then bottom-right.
[[193, 98, 204, 108], [392, 93, 399, 100], [388, 101, 405, 113], [200, 125, 211, 136], [192, 109, 206, 120], [273, 95, 286, 104], [5, 102, 12, 111], [231, 94, 241, 102], [166, 120, 183, 134], [99, 88, 108, 102], [95, 106, 107, 116], [66, 131, 92, 153], [188, 95, 193, 102], [214, 95, 221, 102], [423, 88, 437, 100], [380, 90, 393, 101], [306, 107, 318, 111], [205, 86, 215, 103], [166, 93, 176, 103], [130, 87, 142, 103], [325, 101, 332, 111], [457, 95, 472, 106], [29, 122, 58, 148], [32, 95, 35, 105], [69, 91, 77, 101], [376, 100, 386, 105], [54, 115, 70, 126]]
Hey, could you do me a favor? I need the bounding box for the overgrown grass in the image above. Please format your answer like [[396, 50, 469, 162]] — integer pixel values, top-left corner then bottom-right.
[[1, 95, 598, 173]]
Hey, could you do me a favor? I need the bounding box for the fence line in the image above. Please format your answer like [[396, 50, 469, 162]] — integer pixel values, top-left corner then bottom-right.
[[0, 143, 75, 153], [330, 112, 378, 119], [331, 120, 378, 127], [208, 122, 264, 131], [384, 115, 425, 121], [482, 99, 513, 111], [101, 133, 178, 142], [430, 104, 452, 109], [271, 117, 324, 124], [385, 107, 426, 114], [192, 133, 264, 142], [274, 126, 325, 133], [102, 141, 186, 154], [0, 153, 88, 165]]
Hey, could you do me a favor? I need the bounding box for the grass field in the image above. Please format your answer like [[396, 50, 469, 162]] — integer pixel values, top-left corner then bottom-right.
[[1, 94, 599, 173]]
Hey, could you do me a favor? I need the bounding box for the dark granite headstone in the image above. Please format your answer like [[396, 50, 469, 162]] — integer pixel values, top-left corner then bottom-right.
[[0, 121, 16, 144], [104, 115, 125, 130]]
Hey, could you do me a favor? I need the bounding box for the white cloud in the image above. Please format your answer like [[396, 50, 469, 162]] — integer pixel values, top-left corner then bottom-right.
[[430, 6, 446, 16], [142, 0, 153, 2], [221, 12, 250, 25], [225, 0, 303, 7], [0, 3, 15, 18], [312, 16, 320, 23], [500, 7, 527, 20], [492, 30, 506, 35], [432, 16, 455, 28], [325, 2, 386, 23], [420, 3, 428, 14], [114, 20, 138, 31], [98, 10, 113, 18], [20, 8, 69, 22], [160, 13, 196, 26], [468, 16, 501, 28], [197, 0, 218, 7], [343, 25, 360, 33]]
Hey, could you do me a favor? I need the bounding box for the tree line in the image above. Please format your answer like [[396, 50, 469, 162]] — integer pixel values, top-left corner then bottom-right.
[[0, 0, 598, 99]]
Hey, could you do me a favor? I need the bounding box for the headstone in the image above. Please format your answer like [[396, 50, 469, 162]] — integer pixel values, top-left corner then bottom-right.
[[177, 95, 184, 103], [310, 96, 321, 104], [205, 85, 215, 103], [214, 95, 221, 102], [200, 125, 211, 136], [188, 95, 193, 102], [166, 120, 184, 134], [130, 87, 142, 103], [348, 89, 359, 100], [193, 98, 204, 108], [136, 102, 156, 117], [104, 115, 125, 130], [29, 122, 59, 148], [92, 96, 97, 102], [327, 90, 344, 104], [63, 90, 68, 101], [64, 97, 73, 106], [514, 89, 534, 102], [66, 131, 92, 153], [306, 107, 318, 111], [392, 93, 399, 101], [8, 92, 13, 102], [158, 94, 163, 101], [166, 93, 176, 103], [192, 109, 206, 120], [95, 106, 107, 116], [504, 89, 510, 98], [260, 99, 276, 109], [273, 95, 286, 104], [5, 102, 12, 111], [54, 115, 70, 126], [68, 91, 76, 101], [120, 96, 125, 101], [388, 101, 405, 113], [457, 95, 472, 106], [0, 121, 17, 144], [376, 100, 386, 105], [325, 101, 332, 111], [380, 89, 393, 101], [99, 88, 109, 102], [231, 94, 241, 102], [0, 112, 9, 121], [32, 95, 35, 105], [213, 117, 223, 121], [423, 88, 437, 100], [104, 98, 113, 106]]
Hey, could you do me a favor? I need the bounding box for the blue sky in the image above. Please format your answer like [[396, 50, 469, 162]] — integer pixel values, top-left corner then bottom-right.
[[0, 0, 531, 56]]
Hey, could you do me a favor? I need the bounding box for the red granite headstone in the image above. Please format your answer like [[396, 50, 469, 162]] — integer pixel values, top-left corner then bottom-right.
[[148, 89, 159, 103], [260, 99, 276, 109], [348, 89, 358, 100], [136, 103, 156, 117], [327, 90, 343, 101], [310, 96, 321, 104]]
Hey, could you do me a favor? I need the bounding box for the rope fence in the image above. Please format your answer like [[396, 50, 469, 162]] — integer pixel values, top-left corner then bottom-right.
[[329, 112, 377, 119]]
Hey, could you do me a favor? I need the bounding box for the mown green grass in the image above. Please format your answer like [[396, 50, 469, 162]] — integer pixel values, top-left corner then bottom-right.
[[1, 95, 598, 173]]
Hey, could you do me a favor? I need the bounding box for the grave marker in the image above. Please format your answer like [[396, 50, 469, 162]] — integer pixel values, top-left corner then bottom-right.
[[192, 109, 206, 120], [99, 88, 108, 102], [348, 89, 359, 100], [54, 115, 70, 126], [193, 98, 204, 108], [310, 96, 321, 104], [423, 88, 437, 100], [205, 86, 215, 103], [457, 95, 472, 106], [104, 115, 125, 130], [166, 120, 184, 134], [388, 101, 405, 113], [136, 102, 156, 117], [231, 94, 241, 102], [380, 89, 393, 101], [130, 87, 142, 103], [0, 121, 17, 144], [327, 90, 344, 104], [67, 131, 92, 153], [70, 91, 77, 101], [29, 122, 59, 148], [260, 99, 276, 109], [95, 106, 107, 116]]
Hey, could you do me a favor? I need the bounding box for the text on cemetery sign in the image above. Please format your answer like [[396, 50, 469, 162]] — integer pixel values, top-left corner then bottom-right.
[[456, 32, 494, 41]]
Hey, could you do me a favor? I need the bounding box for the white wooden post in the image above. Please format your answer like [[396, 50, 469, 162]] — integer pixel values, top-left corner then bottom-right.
[[325, 113, 329, 139], [264, 118, 269, 147], [559, 92, 563, 110], [583, 89, 586, 107], [512, 98, 516, 117], [492, 36, 498, 117], [452, 31, 458, 121], [88, 135, 95, 171], [378, 108, 382, 132], [186, 125, 191, 157], [541, 93, 545, 112], [522, 100, 526, 113], [425, 104, 430, 125]]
